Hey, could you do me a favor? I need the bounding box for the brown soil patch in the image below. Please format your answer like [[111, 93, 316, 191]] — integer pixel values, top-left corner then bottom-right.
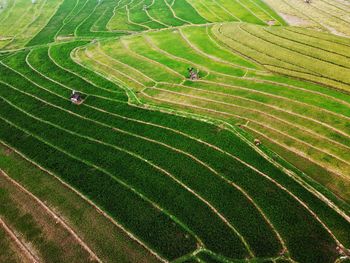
[[0, 36, 12, 41], [4, 148, 13, 156], [279, 13, 311, 26]]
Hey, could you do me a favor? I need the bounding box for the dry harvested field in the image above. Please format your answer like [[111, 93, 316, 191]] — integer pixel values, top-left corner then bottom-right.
[[0, 0, 350, 263]]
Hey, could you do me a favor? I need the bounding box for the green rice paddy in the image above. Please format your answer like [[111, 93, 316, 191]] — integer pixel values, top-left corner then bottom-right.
[[0, 0, 349, 262]]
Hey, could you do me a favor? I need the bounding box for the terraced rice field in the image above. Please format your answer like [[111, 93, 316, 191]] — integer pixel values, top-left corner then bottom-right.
[[81, 24, 350, 202], [263, 0, 350, 37], [0, 0, 349, 263], [0, 0, 64, 49]]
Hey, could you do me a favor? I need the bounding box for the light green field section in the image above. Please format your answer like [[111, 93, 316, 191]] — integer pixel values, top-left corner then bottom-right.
[[0, 0, 63, 50], [107, 0, 286, 32], [107, 0, 208, 32], [186, 0, 286, 25], [77, 24, 350, 203], [263, 0, 350, 37]]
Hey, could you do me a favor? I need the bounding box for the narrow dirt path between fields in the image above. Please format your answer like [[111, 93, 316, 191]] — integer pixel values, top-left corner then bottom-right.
[[0, 217, 40, 263]]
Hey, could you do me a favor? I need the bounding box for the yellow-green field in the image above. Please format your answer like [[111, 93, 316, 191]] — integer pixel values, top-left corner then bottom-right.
[[263, 0, 350, 37], [0, 0, 63, 49], [1, 0, 350, 262]]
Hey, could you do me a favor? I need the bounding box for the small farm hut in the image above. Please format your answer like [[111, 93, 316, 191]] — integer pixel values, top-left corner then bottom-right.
[[254, 139, 261, 146], [70, 90, 82, 104], [188, 67, 199, 80]]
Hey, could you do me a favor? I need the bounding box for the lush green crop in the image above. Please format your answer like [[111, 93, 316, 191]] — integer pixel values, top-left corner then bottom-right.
[[1, 1, 350, 262], [81, 25, 350, 201], [0, 0, 63, 49], [2, 47, 350, 261]]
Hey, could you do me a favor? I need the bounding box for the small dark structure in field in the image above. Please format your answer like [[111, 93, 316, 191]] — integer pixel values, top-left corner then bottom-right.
[[254, 139, 261, 146], [305, 0, 311, 3], [70, 90, 83, 104], [188, 67, 199, 80]]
